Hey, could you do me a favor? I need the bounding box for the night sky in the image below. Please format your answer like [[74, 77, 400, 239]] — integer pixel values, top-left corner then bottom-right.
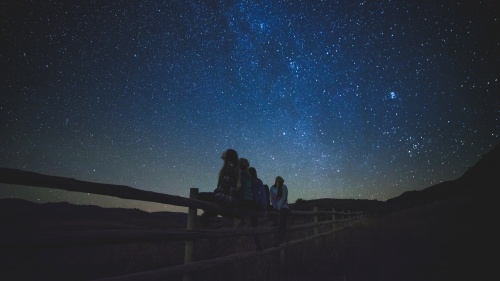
[[1, 1, 499, 212]]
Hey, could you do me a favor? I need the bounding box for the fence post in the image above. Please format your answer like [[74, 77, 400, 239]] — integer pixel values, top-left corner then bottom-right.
[[331, 207, 336, 231], [279, 247, 286, 281], [313, 206, 319, 235], [183, 187, 198, 281], [313, 206, 320, 247], [339, 209, 345, 227], [313, 206, 319, 236]]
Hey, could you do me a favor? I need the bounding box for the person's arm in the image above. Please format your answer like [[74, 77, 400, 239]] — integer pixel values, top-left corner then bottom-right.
[[270, 187, 277, 209], [277, 185, 288, 209]]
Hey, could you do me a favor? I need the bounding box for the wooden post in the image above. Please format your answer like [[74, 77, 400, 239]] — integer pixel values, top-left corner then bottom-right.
[[183, 188, 198, 281], [313, 206, 319, 247], [340, 209, 345, 227], [331, 207, 336, 231], [279, 247, 286, 281], [313, 206, 319, 236]]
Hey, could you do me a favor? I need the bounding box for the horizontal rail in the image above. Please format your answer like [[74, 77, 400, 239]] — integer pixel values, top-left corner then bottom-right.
[[0, 168, 357, 216], [92, 220, 364, 281], [0, 168, 217, 210], [0, 217, 359, 249], [1, 167, 364, 281]]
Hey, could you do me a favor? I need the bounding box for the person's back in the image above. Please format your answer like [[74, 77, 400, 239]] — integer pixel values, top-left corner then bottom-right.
[[270, 176, 289, 247], [243, 166, 264, 251], [240, 169, 253, 201], [199, 149, 240, 228], [270, 183, 289, 210], [249, 168, 268, 213], [264, 184, 271, 210], [214, 161, 239, 205]]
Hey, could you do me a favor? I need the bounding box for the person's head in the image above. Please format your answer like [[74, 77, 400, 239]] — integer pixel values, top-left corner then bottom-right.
[[239, 158, 250, 171], [248, 167, 257, 179], [222, 149, 238, 166], [275, 176, 284, 187]]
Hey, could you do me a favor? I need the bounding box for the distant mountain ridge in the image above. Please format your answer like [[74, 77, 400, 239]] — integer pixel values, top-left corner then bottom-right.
[[0, 198, 188, 230], [384, 142, 500, 213], [290, 142, 500, 215], [2, 143, 498, 281], [1, 142, 498, 221]]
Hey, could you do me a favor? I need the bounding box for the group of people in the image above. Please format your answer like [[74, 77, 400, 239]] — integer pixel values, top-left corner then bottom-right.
[[198, 148, 290, 248]]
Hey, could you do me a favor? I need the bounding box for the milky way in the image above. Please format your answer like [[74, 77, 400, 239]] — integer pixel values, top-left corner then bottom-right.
[[1, 1, 499, 212]]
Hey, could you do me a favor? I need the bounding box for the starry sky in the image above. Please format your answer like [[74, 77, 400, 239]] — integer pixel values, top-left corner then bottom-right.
[[1, 0, 499, 213]]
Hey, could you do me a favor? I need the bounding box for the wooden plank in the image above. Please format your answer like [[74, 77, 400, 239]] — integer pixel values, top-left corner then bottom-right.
[[92, 219, 365, 281], [183, 188, 199, 281], [0, 168, 221, 211], [0, 218, 360, 250], [0, 167, 366, 281], [0, 168, 350, 216]]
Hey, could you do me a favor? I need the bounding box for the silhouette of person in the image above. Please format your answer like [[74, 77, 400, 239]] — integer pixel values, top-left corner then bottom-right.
[[249, 167, 267, 214], [270, 176, 289, 246], [263, 184, 271, 211], [241, 165, 264, 250], [199, 149, 240, 228], [235, 158, 253, 227]]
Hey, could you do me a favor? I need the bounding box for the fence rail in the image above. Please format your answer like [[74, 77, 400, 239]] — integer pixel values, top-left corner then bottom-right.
[[0, 167, 363, 281]]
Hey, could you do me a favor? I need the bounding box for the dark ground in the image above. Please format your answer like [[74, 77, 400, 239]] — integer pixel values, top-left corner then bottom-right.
[[1, 193, 498, 281], [1, 143, 499, 280], [328, 195, 499, 281]]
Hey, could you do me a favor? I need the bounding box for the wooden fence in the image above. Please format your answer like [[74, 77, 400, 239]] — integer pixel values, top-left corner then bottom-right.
[[0, 168, 363, 281]]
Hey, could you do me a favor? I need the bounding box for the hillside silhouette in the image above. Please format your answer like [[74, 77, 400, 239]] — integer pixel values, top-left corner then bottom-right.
[[384, 141, 500, 213], [324, 142, 500, 281], [0, 142, 499, 280], [0, 198, 188, 232], [292, 142, 500, 216]]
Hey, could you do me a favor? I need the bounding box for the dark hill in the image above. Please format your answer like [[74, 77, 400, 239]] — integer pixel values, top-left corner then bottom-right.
[[328, 193, 500, 281], [2, 142, 499, 228], [1, 142, 499, 280], [291, 142, 500, 216], [0, 198, 188, 231], [291, 197, 385, 215], [319, 142, 500, 280], [384, 142, 500, 213], [458, 141, 500, 193]]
